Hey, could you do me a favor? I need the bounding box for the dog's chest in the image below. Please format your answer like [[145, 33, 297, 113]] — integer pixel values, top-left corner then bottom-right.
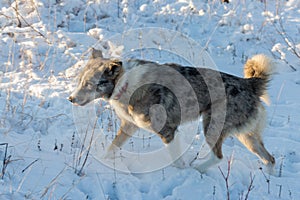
[[109, 100, 152, 130], [110, 100, 133, 122]]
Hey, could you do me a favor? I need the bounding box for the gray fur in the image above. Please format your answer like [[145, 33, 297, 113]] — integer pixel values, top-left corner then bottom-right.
[[69, 49, 275, 172]]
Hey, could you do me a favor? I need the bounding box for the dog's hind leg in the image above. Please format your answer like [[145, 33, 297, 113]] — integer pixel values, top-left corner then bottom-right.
[[236, 106, 275, 171], [105, 120, 138, 159], [193, 136, 224, 173], [235, 132, 275, 167]]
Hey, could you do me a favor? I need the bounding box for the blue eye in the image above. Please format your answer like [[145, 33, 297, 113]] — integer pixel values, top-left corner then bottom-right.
[[98, 80, 109, 85], [85, 82, 93, 89]]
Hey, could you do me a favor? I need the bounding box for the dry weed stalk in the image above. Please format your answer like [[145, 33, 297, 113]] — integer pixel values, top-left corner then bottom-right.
[[0, 143, 9, 179], [218, 156, 233, 200]]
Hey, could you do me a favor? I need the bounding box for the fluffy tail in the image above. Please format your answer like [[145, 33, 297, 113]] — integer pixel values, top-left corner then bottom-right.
[[244, 54, 273, 105]]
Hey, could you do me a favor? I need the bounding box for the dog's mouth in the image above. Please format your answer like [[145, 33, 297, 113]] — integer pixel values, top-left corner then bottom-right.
[[71, 102, 81, 106], [70, 101, 85, 106], [68, 97, 90, 106], [74, 100, 91, 106]]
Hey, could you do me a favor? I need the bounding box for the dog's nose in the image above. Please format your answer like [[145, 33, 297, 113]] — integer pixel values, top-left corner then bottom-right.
[[68, 96, 74, 103]]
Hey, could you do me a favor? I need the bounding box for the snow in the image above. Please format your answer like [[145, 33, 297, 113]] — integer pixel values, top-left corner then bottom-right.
[[0, 0, 300, 199]]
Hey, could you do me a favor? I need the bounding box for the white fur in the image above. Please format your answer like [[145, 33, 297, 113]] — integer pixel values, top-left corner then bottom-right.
[[255, 54, 272, 105], [244, 54, 273, 106], [165, 134, 186, 168], [193, 151, 222, 173]]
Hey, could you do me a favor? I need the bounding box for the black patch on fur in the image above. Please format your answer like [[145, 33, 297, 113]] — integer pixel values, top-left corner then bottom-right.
[[166, 63, 211, 112], [128, 83, 181, 143], [229, 87, 239, 97]]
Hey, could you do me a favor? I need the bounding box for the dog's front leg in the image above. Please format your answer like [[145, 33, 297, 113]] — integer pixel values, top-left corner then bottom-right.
[[165, 134, 186, 169], [105, 120, 137, 159]]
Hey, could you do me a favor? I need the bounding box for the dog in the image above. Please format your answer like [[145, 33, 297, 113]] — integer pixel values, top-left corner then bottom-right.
[[69, 48, 275, 172]]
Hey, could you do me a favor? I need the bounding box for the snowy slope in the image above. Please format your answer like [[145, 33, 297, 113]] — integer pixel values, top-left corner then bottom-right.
[[0, 0, 300, 199]]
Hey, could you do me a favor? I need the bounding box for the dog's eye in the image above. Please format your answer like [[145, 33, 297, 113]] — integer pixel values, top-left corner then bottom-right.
[[85, 82, 93, 89], [98, 80, 109, 85]]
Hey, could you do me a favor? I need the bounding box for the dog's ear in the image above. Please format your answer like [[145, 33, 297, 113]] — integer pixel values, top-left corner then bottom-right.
[[91, 48, 103, 59], [107, 61, 122, 76]]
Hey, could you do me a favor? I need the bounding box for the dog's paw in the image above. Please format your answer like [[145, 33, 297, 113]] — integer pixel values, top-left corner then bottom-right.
[[172, 158, 187, 169], [103, 144, 122, 160], [264, 163, 277, 176], [103, 149, 118, 160], [190, 156, 205, 173], [191, 153, 222, 173], [191, 162, 208, 174]]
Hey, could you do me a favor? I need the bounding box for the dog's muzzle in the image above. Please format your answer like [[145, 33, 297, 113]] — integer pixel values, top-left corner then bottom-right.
[[68, 96, 75, 103], [68, 96, 85, 106]]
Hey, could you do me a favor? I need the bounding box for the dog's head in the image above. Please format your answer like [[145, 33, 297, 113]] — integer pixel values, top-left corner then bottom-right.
[[69, 48, 123, 106]]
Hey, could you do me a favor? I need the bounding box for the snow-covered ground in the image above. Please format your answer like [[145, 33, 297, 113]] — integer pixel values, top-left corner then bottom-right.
[[0, 0, 300, 199]]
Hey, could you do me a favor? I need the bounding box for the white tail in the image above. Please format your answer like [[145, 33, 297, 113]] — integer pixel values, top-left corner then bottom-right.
[[244, 54, 273, 105]]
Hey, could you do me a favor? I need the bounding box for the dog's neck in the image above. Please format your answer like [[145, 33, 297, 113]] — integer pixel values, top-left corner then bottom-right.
[[110, 59, 141, 100], [112, 81, 128, 100]]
